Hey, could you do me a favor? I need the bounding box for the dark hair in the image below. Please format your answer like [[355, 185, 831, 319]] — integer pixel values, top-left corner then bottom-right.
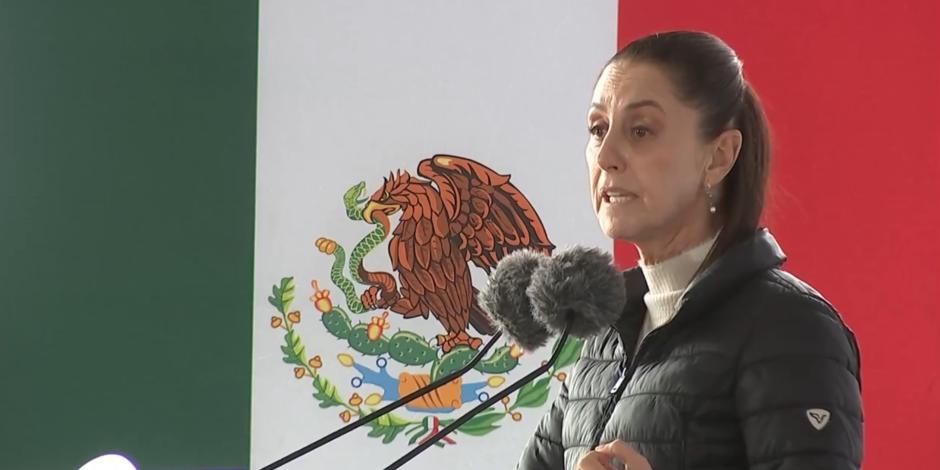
[[605, 31, 771, 272]]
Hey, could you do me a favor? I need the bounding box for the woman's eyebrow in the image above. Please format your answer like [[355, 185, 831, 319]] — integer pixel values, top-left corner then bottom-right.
[[625, 99, 665, 112], [590, 99, 664, 113]]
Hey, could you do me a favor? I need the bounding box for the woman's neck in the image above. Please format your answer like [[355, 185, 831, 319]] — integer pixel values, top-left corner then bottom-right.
[[635, 221, 721, 265]]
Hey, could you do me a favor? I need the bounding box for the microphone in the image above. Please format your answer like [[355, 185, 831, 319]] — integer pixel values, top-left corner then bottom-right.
[[477, 248, 552, 351], [259, 246, 549, 469], [383, 246, 626, 469], [526, 245, 627, 339]]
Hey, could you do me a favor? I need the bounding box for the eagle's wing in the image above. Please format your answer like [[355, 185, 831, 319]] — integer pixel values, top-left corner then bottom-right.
[[417, 154, 555, 273]]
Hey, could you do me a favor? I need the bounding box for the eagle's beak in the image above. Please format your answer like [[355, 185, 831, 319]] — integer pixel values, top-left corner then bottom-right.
[[362, 201, 400, 223]]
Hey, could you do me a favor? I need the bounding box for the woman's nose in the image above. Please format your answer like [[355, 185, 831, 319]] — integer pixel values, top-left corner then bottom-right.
[[595, 136, 624, 172]]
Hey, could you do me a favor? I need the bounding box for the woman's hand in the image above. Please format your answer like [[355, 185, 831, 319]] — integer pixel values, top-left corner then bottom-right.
[[576, 440, 652, 470]]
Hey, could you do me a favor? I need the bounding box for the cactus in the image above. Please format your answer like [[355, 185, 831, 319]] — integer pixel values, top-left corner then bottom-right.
[[347, 323, 389, 356], [387, 331, 437, 366], [430, 346, 477, 381], [429, 344, 521, 380], [321, 308, 353, 339], [473, 345, 518, 374]]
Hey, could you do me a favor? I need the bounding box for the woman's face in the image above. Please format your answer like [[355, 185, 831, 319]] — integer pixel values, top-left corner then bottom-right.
[[586, 60, 718, 244]]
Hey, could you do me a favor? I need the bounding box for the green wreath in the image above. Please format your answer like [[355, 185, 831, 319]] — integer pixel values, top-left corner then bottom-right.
[[267, 276, 583, 445]]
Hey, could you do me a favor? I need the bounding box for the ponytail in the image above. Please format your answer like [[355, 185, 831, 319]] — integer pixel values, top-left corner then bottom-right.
[[700, 82, 772, 272]]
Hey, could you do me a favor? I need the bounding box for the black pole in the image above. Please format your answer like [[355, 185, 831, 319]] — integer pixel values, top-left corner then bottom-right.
[[384, 325, 571, 470]]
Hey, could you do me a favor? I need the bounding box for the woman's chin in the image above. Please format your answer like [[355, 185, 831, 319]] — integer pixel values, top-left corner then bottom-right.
[[600, 220, 645, 242]]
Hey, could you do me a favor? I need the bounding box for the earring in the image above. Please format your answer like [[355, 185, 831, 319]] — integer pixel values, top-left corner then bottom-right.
[[705, 183, 717, 214]]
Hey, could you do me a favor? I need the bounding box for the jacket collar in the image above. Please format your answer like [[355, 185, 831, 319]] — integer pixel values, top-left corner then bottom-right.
[[614, 227, 787, 339]]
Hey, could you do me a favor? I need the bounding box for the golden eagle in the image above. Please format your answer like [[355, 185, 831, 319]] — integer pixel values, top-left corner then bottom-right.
[[359, 155, 554, 352]]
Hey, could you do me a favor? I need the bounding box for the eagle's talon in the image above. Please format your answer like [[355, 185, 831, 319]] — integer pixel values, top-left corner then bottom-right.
[[360, 286, 382, 310], [435, 331, 484, 353], [360, 282, 399, 313]]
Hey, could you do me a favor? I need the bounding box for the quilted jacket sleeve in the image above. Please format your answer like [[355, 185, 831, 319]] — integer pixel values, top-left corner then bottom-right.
[[515, 381, 569, 470], [735, 291, 864, 469]]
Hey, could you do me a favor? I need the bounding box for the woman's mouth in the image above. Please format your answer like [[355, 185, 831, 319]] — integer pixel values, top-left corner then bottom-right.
[[602, 190, 638, 204]]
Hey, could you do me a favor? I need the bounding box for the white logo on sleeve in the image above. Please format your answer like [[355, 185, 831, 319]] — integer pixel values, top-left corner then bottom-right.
[[806, 408, 831, 430]]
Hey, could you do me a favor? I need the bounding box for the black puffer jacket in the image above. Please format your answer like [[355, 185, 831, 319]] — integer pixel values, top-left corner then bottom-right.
[[516, 228, 863, 469]]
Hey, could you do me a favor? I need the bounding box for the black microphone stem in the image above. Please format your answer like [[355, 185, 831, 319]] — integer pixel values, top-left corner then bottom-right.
[[384, 324, 572, 470], [259, 331, 503, 470]]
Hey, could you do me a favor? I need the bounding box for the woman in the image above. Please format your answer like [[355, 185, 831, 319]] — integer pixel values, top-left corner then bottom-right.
[[516, 31, 863, 470]]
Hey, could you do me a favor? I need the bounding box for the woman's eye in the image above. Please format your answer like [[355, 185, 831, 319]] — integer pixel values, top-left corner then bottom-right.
[[631, 126, 651, 139], [589, 124, 607, 139]]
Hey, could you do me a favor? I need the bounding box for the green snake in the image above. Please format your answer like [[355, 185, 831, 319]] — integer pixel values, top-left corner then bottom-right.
[[322, 181, 388, 314]]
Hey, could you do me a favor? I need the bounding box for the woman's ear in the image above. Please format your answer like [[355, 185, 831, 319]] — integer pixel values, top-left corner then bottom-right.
[[705, 128, 742, 185]]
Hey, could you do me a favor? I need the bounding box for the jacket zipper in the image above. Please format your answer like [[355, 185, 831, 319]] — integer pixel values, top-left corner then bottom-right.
[[589, 328, 662, 449]]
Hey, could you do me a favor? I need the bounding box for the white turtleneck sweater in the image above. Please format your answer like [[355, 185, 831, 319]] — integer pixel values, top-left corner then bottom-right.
[[634, 230, 720, 352]]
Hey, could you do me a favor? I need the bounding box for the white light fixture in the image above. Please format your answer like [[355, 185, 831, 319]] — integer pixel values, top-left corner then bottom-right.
[[78, 454, 137, 470]]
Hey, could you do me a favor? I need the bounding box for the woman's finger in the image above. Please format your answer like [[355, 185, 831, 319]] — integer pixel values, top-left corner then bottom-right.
[[594, 440, 652, 470], [576, 450, 621, 470]]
